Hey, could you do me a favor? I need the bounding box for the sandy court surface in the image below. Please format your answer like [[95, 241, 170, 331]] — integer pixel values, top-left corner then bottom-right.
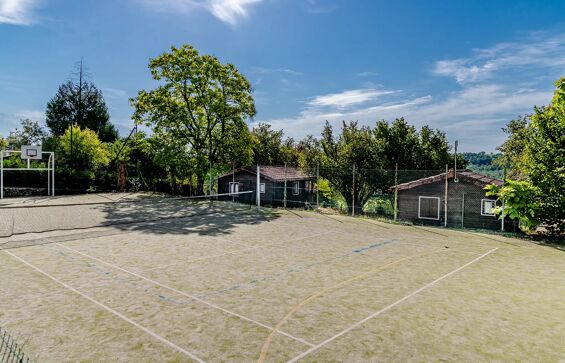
[[1, 205, 564, 362]]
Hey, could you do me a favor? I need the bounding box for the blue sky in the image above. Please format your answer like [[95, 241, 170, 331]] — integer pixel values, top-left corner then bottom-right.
[[1, 0, 564, 152]]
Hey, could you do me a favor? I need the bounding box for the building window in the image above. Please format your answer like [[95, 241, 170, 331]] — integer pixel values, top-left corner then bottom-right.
[[260, 183, 266, 194], [418, 196, 440, 220], [481, 199, 497, 216], [229, 182, 239, 196], [293, 181, 300, 195]]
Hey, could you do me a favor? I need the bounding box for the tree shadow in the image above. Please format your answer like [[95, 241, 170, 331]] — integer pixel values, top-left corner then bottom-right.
[[96, 198, 280, 238]]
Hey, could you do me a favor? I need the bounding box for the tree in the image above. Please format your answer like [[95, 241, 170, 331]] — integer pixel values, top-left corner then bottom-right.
[[496, 116, 529, 179], [314, 119, 459, 215], [55, 125, 110, 190], [319, 121, 382, 214], [131, 44, 256, 194], [46, 62, 117, 142], [6, 119, 47, 148], [251, 123, 301, 166], [490, 78, 565, 234]]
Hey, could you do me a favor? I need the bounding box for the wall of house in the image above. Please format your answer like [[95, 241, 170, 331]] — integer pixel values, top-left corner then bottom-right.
[[397, 178, 517, 231], [218, 172, 315, 208]]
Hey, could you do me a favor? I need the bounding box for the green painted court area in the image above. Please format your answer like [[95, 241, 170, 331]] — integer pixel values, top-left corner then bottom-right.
[[0, 195, 564, 362]]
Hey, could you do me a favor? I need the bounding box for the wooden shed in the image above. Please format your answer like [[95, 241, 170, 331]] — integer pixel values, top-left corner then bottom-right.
[[217, 166, 316, 207], [392, 169, 518, 231]]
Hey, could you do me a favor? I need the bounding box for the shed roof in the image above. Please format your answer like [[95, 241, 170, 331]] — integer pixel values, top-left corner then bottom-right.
[[218, 166, 315, 182], [392, 169, 503, 191]]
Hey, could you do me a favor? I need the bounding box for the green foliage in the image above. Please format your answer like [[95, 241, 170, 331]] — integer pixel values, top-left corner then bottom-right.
[[6, 119, 47, 148], [251, 123, 301, 166], [131, 44, 256, 194], [313, 119, 458, 214], [46, 80, 117, 142], [462, 152, 504, 179], [0, 137, 7, 149], [495, 77, 565, 235], [485, 180, 541, 232], [55, 125, 110, 190]]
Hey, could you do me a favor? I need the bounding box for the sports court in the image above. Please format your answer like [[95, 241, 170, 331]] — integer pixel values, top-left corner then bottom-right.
[[1, 193, 564, 362]]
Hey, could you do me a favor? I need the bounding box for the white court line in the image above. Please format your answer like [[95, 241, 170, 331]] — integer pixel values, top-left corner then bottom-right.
[[3, 250, 205, 363], [143, 231, 336, 272], [287, 247, 499, 362], [55, 243, 315, 348]]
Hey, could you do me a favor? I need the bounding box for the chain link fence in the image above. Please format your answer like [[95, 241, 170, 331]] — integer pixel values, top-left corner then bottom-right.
[[217, 164, 516, 232], [0, 327, 31, 363]]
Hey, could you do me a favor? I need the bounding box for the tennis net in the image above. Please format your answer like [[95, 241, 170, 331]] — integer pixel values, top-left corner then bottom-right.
[[0, 190, 256, 238]]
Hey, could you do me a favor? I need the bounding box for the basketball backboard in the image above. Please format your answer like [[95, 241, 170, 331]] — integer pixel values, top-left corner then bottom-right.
[[21, 145, 42, 160]]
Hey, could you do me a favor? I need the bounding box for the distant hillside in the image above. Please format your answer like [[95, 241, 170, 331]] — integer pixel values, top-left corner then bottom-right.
[[461, 152, 504, 179]]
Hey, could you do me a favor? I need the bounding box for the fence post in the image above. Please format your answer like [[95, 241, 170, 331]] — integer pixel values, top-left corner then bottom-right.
[[444, 164, 448, 227], [316, 163, 319, 207], [501, 166, 506, 231], [352, 164, 356, 217], [461, 192, 465, 229], [256, 165, 260, 209], [394, 163, 398, 221], [284, 164, 287, 208], [1, 150, 4, 200]]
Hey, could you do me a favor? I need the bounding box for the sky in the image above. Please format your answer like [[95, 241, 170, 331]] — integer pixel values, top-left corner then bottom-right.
[[1, 0, 564, 152]]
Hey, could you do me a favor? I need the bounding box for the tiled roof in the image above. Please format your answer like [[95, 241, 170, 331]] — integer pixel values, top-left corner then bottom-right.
[[218, 166, 315, 182], [392, 169, 503, 191]]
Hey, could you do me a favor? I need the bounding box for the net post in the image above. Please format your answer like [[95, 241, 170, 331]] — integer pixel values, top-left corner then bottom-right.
[[352, 163, 356, 217], [47, 153, 50, 196], [461, 192, 465, 229], [501, 166, 506, 231], [1, 150, 4, 200], [393, 163, 398, 221], [284, 164, 287, 208], [316, 164, 319, 207], [232, 163, 235, 202], [52, 152, 56, 197], [444, 164, 448, 227], [256, 165, 260, 209]]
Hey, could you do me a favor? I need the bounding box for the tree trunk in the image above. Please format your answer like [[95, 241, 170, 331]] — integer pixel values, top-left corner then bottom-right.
[[196, 176, 205, 196]]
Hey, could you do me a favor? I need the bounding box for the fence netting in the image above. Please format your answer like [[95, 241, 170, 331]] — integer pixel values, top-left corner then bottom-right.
[[0, 326, 31, 363]]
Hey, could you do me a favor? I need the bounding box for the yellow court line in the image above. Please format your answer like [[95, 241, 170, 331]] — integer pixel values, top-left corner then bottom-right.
[[256, 250, 440, 363]]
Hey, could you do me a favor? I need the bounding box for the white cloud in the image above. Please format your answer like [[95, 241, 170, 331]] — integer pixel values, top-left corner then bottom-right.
[[0, 0, 41, 25], [307, 88, 396, 108], [16, 109, 44, 121], [136, 0, 263, 26], [433, 33, 565, 84], [356, 71, 378, 77], [249, 67, 304, 76], [257, 32, 562, 151], [256, 84, 552, 152], [100, 87, 128, 100]]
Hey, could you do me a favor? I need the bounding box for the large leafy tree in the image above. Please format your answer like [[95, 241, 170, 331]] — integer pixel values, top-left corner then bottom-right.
[[6, 119, 47, 148], [315, 119, 458, 215], [46, 76, 117, 142], [55, 125, 110, 190], [319, 121, 382, 214], [490, 78, 565, 234], [251, 123, 301, 166], [131, 45, 256, 194]]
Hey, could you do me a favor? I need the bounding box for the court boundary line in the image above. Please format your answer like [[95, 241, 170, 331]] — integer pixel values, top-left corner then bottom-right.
[[257, 249, 445, 362], [54, 242, 315, 348], [3, 250, 206, 363], [287, 247, 498, 362]]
